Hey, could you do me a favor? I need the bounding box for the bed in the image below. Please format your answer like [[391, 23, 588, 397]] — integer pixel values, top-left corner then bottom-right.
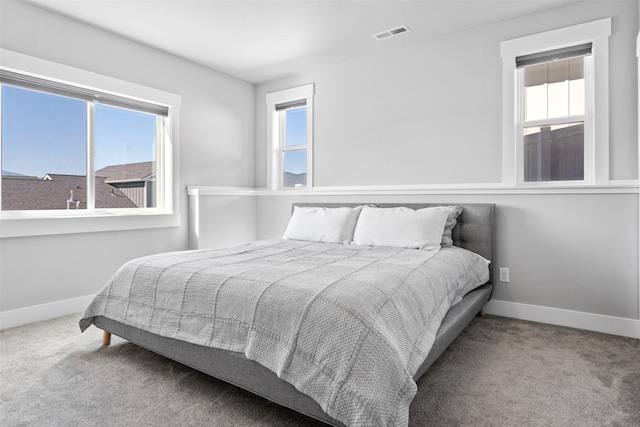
[[80, 202, 495, 427]]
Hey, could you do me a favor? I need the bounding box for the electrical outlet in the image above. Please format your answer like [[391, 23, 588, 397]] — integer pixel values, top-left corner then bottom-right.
[[499, 267, 510, 283]]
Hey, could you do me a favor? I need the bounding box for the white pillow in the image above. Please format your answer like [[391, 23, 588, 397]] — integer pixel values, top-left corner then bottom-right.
[[435, 205, 463, 246], [352, 206, 448, 250], [283, 206, 363, 244]]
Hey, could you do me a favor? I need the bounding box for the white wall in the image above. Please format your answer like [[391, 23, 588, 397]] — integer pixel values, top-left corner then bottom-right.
[[245, 0, 640, 337], [255, 1, 638, 187], [188, 192, 257, 250], [0, 1, 255, 326]]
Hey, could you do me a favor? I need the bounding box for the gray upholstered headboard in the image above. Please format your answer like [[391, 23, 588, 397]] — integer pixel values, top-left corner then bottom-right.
[[292, 203, 495, 284]]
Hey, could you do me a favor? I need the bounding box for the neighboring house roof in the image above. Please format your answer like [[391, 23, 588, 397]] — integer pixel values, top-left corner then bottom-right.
[[96, 161, 155, 183], [2, 174, 137, 210]]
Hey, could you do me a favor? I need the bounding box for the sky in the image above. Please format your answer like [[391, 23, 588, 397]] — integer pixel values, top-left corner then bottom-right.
[[1, 85, 156, 178]]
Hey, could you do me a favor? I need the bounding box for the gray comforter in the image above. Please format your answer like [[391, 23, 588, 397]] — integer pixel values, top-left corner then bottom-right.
[[80, 239, 489, 426]]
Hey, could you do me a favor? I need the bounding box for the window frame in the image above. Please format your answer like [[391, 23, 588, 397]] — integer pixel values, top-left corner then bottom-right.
[[0, 49, 181, 237], [266, 84, 314, 190], [501, 18, 611, 187]]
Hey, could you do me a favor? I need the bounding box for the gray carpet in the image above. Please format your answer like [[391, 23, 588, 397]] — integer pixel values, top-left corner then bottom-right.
[[1, 314, 638, 426]]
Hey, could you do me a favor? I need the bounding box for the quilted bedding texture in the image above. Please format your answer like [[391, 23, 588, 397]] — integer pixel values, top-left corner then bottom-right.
[[80, 239, 489, 427]]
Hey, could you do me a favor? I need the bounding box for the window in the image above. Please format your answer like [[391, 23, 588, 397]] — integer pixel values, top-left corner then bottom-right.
[[280, 102, 308, 188], [519, 46, 589, 182], [266, 84, 314, 190], [1, 69, 169, 212], [501, 18, 611, 186]]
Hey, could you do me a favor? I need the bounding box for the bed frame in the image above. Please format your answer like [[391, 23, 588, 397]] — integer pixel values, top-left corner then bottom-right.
[[95, 202, 495, 426]]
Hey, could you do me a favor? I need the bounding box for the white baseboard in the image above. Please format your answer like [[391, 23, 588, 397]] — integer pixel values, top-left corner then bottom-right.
[[0, 294, 95, 330], [484, 299, 640, 339], [2, 295, 638, 340]]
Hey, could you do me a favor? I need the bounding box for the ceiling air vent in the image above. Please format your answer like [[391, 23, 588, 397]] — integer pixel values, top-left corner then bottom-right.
[[372, 25, 411, 41]]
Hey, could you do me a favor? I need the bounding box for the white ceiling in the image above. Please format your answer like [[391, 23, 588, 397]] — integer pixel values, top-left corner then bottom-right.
[[25, 0, 582, 84]]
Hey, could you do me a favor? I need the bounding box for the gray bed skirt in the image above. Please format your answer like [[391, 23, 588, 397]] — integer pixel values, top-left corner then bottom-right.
[[93, 283, 492, 427]]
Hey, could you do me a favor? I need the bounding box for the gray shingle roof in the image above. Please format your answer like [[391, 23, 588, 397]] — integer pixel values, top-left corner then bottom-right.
[[2, 174, 138, 210], [96, 161, 155, 183]]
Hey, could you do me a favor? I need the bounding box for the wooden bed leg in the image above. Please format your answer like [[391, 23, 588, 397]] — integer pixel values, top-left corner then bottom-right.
[[479, 309, 486, 318], [102, 331, 112, 346]]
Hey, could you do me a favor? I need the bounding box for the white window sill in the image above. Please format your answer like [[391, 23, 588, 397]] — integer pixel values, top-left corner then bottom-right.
[[0, 211, 181, 238]]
